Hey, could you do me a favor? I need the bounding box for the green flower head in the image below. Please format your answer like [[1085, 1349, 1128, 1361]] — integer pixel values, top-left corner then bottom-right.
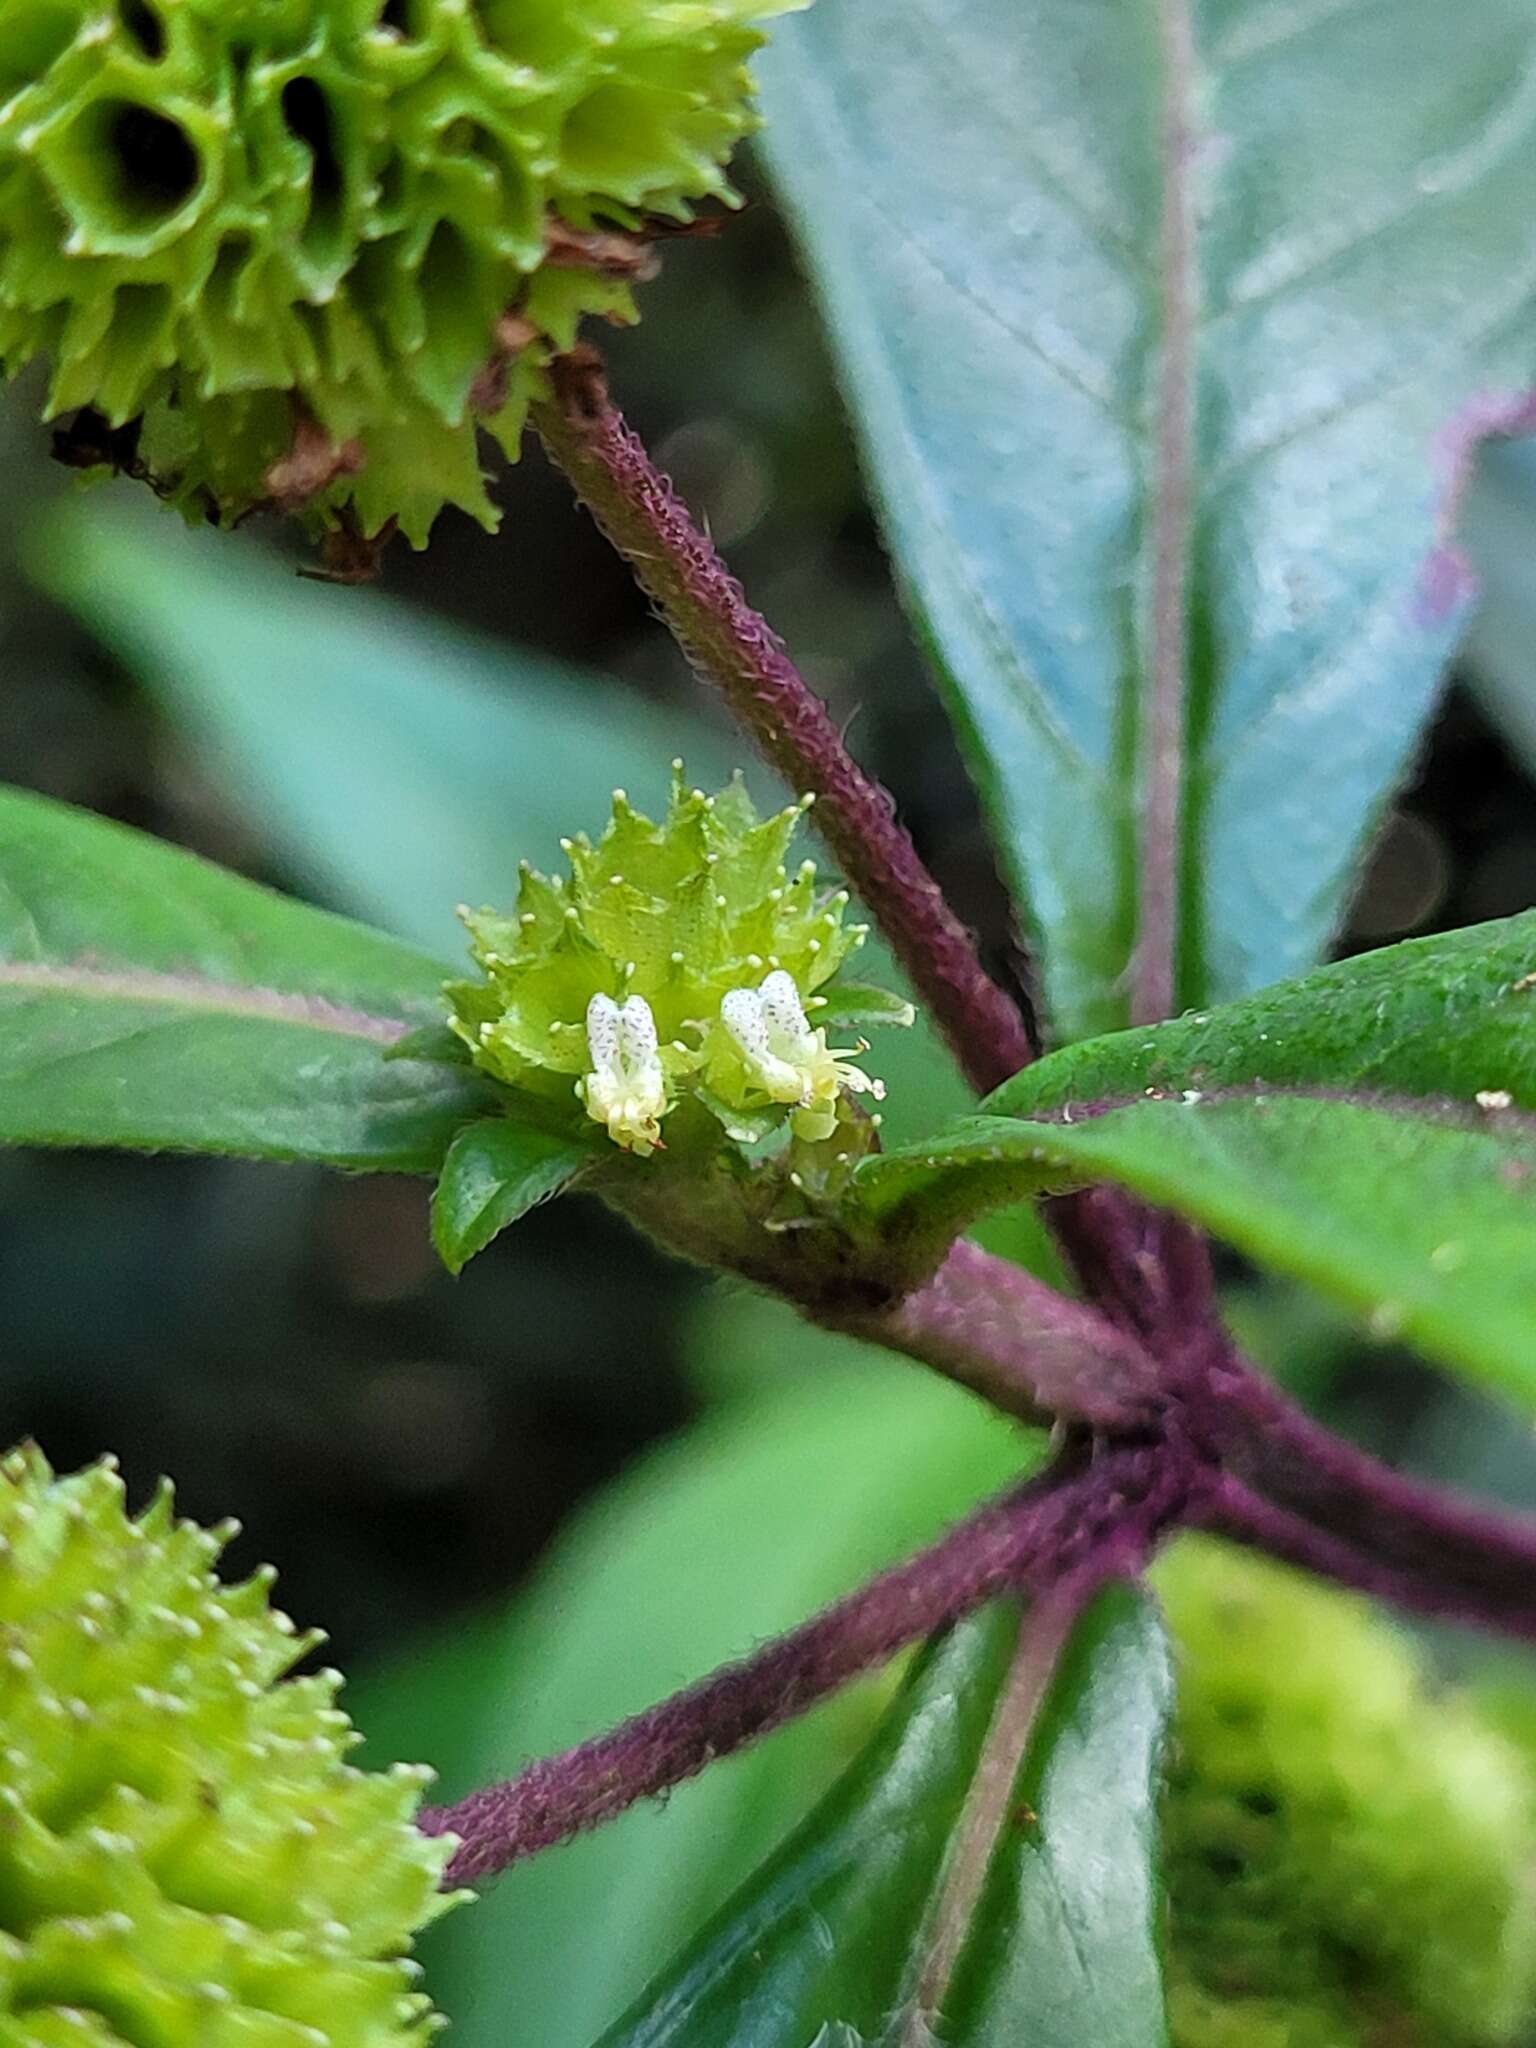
[[445, 767, 913, 1155], [0, 1442, 458, 2047], [0, 0, 801, 546]]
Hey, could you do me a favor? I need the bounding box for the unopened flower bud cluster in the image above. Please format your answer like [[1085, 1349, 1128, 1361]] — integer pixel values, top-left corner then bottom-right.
[[0, 1443, 457, 2046]]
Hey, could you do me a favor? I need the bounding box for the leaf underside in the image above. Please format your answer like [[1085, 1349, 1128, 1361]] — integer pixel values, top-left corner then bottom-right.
[[760, 0, 1536, 1039]]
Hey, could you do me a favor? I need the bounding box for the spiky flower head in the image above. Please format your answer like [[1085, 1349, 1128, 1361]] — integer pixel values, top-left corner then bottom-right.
[[1157, 1540, 1536, 2048], [444, 767, 912, 1155], [0, 1442, 458, 2046], [0, 0, 801, 547]]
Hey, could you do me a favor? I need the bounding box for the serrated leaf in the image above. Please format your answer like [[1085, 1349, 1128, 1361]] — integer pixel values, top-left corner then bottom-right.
[[32, 504, 1069, 1284], [991, 913, 1536, 1119], [759, 0, 1536, 1038], [431, 1119, 595, 1272], [0, 783, 489, 1167], [861, 1094, 1536, 1409], [596, 1586, 1171, 2048]]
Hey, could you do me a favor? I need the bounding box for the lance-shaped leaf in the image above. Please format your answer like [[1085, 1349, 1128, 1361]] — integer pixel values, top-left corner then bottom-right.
[[0, 785, 490, 1167], [37, 506, 1068, 1281], [31, 507, 741, 962], [991, 913, 1536, 1118], [596, 1586, 1171, 2048], [860, 1094, 1536, 1410], [758, 0, 1536, 1038]]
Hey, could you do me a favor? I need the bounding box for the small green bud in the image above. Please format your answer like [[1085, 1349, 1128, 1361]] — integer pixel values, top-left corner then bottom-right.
[[0, 0, 802, 546], [0, 1442, 458, 2046], [1157, 1540, 1536, 2048], [445, 769, 910, 1155]]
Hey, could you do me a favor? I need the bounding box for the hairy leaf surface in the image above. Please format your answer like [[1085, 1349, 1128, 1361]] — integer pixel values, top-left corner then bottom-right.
[[992, 915, 1536, 1117]]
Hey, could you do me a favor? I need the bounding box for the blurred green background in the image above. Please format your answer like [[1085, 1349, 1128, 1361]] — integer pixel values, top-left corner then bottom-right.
[[3, 161, 1536, 2043]]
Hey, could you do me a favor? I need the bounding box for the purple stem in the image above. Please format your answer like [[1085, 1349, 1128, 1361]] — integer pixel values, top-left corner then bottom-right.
[[529, 359, 1219, 1353], [1204, 1358, 1536, 1638], [530, 364, 1034, 1098], [1198, 1472, 1536, 1642], [1048, 1184, 1219, 1351], [422, 1440, 1192, 1883], [511, 360, 1536, 1857], [865, 1237, 1166, 1431], [900, 1562, 1115, 2040]]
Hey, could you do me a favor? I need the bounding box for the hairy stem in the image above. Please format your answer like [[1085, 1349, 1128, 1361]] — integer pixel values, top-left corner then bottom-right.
[[1206, 1361, 1536, 1638], [856, 1237, 1165, 1431], [1198, 1473, 1536, 1642], [530, 359, 1224, 1355], [1135, 0, 1199, 1027], [422, 1442, 1190, 1883], [531, 361, 1034, 1097], [520, 349, 1536, 1733]]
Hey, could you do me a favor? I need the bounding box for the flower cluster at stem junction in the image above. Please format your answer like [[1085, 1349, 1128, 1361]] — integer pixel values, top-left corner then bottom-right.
[[0, 0, 801, 544], [444, 768, 912, 1156], [0, 1442, 457, 2047]]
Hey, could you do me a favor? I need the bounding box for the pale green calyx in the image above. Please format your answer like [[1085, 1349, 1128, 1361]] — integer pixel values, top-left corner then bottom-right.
[[0, 1442, 459, 2048], [0, 0, 803, 547], [445, 769, 911, 1156]]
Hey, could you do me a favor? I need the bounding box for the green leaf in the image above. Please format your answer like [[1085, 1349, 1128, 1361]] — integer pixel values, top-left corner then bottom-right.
[[758, 2, 1536, 1038], [0, 783, 489, 1167], [1463, 437, 1536, 773], [861, 1095, 1536, 1408], [431, 1119, 595, 1272], [32, 508, 979, 1148], [30, 507, 741, 962], [597, 1585, 1171, 2048], [991, 914, 1536, 1119], [34, 505, 1068, 1281], [361, 1307, 1036, 2048], [812, 983, 919, 1031]]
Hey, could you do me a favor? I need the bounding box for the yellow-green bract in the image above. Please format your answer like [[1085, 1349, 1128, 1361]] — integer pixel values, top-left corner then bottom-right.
[[445, 769, 912, 1155], [0, 0, 801, 544], [0, 1443, 459, 2047]]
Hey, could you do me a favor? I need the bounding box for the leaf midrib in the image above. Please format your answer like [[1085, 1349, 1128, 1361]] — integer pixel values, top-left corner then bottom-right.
[[0, 959, 414, 1043]]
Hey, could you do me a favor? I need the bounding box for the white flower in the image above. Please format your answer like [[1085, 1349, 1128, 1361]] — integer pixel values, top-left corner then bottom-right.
[[581, 992, 669, 1155], [719, 968, 884, 1142]]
